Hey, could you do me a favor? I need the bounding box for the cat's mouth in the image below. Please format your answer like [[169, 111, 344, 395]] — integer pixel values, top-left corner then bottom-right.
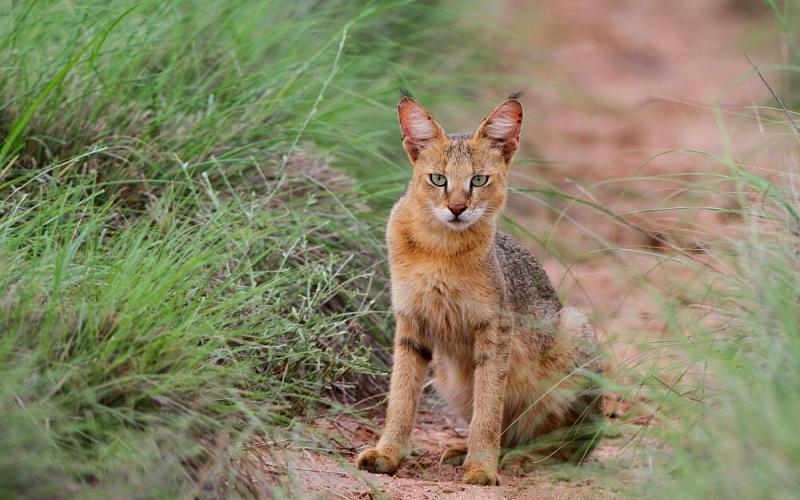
[[430, 204, 482, 230], [444, 215, 476, 230]]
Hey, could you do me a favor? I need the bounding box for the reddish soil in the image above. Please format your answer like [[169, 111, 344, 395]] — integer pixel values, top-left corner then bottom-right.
[[254, 0, 777, 497]]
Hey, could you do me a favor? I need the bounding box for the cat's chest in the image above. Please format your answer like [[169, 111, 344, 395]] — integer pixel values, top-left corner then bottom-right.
[[395, 267, 461, 312], [391, 261, 494, 338]]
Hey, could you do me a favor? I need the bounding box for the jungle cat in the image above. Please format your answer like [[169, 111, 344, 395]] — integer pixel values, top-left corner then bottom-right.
[[355, 95, 603, 486]]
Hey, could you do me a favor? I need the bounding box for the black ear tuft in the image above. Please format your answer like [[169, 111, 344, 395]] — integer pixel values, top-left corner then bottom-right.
[[399, 87, 415, 99], [507, 91, 523, 100]]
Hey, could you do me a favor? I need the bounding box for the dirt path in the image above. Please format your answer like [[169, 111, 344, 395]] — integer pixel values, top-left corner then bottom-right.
[[256, 395, 654, 499], [257, 1, 774, 497]]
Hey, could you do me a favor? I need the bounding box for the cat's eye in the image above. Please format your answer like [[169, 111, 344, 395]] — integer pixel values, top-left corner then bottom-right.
[[471, 175, 489, 187], [430, 174, 447, 187]]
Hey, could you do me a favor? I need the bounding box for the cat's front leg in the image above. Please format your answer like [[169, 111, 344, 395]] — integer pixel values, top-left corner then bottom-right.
[[356, 315, 430, 475], [462, 320, 510, 486]]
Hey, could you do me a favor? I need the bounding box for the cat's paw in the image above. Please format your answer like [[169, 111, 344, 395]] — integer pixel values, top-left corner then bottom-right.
[[355, 448, 400, 475], [462, 464, 500, 486], [439, 445, 468, 466]]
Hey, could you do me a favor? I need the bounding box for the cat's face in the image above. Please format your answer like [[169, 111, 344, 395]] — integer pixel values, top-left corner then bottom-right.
[[398, 97, 522, 232]]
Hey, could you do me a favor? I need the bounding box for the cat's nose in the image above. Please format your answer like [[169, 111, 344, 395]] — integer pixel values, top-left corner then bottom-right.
[[447, 203, 467, 216]]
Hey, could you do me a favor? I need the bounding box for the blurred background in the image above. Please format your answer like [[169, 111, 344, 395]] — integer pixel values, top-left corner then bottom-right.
[[460, 0, 777, 350], [1, 1, 797, 498]]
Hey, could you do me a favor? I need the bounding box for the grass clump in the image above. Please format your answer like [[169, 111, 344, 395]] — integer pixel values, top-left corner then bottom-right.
[[1, 171, 383, 497]]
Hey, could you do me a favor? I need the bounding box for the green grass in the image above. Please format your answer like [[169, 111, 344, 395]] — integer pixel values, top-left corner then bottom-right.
[[1, 168, 385, 497], [0, 1, 485, 497]]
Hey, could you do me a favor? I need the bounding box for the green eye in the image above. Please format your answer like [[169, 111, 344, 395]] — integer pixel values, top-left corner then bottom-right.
[[430, 174, 447, 187], [471, 175, 489, 187]]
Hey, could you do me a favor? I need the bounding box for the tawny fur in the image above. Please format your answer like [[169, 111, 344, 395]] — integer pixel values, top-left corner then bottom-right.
[[356, 96, 603, 486]]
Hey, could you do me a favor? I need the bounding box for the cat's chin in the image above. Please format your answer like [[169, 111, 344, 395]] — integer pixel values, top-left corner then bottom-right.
[[440, 218, 477, 231]]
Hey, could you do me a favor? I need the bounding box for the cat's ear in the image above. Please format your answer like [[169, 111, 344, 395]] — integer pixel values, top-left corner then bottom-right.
[[397, 97, 446, 163], [474, 98, 523, 163]]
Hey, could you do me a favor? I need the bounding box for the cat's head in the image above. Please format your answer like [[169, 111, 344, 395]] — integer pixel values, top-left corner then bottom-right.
[[397, 96, 522, 232]]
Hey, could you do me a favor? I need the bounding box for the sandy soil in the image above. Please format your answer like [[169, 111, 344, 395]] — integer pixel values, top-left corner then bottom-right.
[[253, 0, 777, 497], [251, 394, 657, 499]]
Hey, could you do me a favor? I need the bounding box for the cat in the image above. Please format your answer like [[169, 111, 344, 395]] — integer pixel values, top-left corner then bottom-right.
[[355, 95, 603, 485]]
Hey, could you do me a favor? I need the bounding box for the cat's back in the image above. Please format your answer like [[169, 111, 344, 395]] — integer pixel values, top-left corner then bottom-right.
[[493, 231, 561, 320]]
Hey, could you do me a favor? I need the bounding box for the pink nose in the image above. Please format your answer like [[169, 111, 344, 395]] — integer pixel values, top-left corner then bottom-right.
[[447, 203, 467, 216]]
